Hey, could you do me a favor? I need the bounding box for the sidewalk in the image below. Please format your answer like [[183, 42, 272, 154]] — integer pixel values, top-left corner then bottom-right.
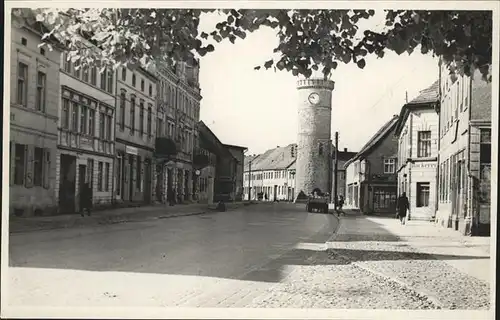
[[328, 211, 491, 283], [9, 201, 259, 234]]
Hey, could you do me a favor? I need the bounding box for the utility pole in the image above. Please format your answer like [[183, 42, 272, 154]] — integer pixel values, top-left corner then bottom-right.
[[405, 91, 408, 104], [334, 131, 339, 211], [248, 160, 252, 201]]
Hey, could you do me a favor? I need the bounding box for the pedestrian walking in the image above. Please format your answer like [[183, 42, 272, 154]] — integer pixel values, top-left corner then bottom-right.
[[337, 195, 345, 216], [80, 183, 92, 217], [396, 192, 409, 225]]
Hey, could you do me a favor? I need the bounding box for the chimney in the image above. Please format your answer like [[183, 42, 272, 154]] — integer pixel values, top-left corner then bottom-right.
[[344, 148, 347, 152]]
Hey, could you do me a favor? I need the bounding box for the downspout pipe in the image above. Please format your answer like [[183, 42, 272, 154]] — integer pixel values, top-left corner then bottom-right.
[[111, 68, 118, 206]]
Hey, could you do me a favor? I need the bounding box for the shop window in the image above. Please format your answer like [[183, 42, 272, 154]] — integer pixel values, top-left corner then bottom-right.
[[416, 182, 430, 207]]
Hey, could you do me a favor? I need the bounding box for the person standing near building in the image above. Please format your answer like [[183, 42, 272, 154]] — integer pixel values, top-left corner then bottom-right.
[[80, 183, 92, 217], [396, 192, 410, 225]]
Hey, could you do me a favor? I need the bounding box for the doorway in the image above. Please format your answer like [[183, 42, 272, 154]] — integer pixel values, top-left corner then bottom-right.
[[144, 159, 152, 203], [58, 154, 77, 214]]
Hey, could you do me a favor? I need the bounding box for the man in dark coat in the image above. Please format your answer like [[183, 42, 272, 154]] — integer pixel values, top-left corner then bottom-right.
[[396, 192, 409, 225], [80, 183, 92, 217]]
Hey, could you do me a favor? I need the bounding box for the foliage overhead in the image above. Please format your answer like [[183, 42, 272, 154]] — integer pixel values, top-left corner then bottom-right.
[[11, 8, 492, 81]]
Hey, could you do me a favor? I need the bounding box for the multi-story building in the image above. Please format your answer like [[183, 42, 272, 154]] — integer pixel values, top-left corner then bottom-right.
[[9, 22, 61, 216], [331, 147, 357, 201], [153, 59, 202, 203], [244, 144, 297, 201], [114, 66, 158, 204], [56, 40, 116, 213], [224, 144, 248, 201], [394, 81, 440, 221], [196, 121, 244, 202], [344, 115, 399, 214], [436, 60, 492, 236]]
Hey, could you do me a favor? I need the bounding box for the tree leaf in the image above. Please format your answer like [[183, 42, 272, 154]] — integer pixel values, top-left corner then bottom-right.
[[254, 66, 261, 70], [356, 58, 366, 69], [264, 59, 274, 69]]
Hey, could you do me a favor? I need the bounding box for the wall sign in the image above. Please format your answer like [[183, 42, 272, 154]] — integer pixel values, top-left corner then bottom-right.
[[126, 146, 138, 155]]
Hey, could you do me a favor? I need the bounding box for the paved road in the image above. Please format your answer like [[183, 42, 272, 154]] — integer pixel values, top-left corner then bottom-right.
[[6, 203, 491, 314], [8, 203, 337, 308]]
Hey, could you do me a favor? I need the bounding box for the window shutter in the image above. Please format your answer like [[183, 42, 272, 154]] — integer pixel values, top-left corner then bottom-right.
[[43, 149, 51, 189], [24, 145, 33, 188]]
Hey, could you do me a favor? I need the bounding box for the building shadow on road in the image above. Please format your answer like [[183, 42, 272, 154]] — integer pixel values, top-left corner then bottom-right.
[[8, 203, 487, 285]]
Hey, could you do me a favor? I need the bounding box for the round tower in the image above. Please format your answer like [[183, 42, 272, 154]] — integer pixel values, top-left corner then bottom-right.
[[294, 78, 335, 202]]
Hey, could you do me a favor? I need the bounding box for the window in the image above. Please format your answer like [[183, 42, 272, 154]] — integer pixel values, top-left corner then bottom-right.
[[62, 99, 70, 129], [479, 128, 491, 204], [139, 101, 145, 134], [107, 69, 113, 94], [136, 156, 141, 189], [147, 106, 152, 136], [99, 112, 105, 139], [73, 61, 81, 78], [17, 62, 28, 106], [72, 102, 78, 131], [122, 67, 127, 81], [318, 143, 323, 155], [21, 37, 27, 46], [149, 84, 153, 97], [80, 105, 88, 134], [82, 65, 89, 82], [417, 131, 432, 157], [130, 96, 136, 133], [106, 114, 112, 140], [416, 182, 430, 207], [14, 144, 26, 185], [141, 79, 145, 91], [118, 91, 125, 131], [33, 147, 44, 186], [384, 158, 395, 174], [87, 159, 94, 188], [97, 161, 103, 191], [132, 74, 136, 86], [36, 71, 46, 111], [157, 114, 164, 137], [90, 66, 97, 85], [105, 162, 110, 191], [63, 53, 71, 73], [444, 159, 449, 201], [100, 69, 107, 90], [40, 47, 45, 55], [88, 109, 95, 136]]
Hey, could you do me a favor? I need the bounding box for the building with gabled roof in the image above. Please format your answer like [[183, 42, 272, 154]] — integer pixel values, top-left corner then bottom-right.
[[243, 143, 358, 202], [394, 80, 440, 221], [243, 144, 297, 201], [344, 115, 399, 213]]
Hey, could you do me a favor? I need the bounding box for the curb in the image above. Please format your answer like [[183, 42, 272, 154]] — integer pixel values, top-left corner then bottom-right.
[[324, 214, 445, 309], [325, 214, 343, 246], [9, 202, 257, 234]]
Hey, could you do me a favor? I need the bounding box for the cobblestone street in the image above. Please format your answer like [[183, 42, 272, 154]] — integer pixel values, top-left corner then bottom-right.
[[7, 204, 491, 315]]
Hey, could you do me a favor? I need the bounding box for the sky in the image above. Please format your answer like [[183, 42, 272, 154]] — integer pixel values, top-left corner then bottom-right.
[[197, 10, 439, 155]]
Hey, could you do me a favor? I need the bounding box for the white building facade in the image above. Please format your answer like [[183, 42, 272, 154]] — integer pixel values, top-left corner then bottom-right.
[[395, 81, 440, 221], [56, 42, 116, 213], [436, 61, 492, 236], [114, 66, 158, 204], [9, 23, 61, 216]]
